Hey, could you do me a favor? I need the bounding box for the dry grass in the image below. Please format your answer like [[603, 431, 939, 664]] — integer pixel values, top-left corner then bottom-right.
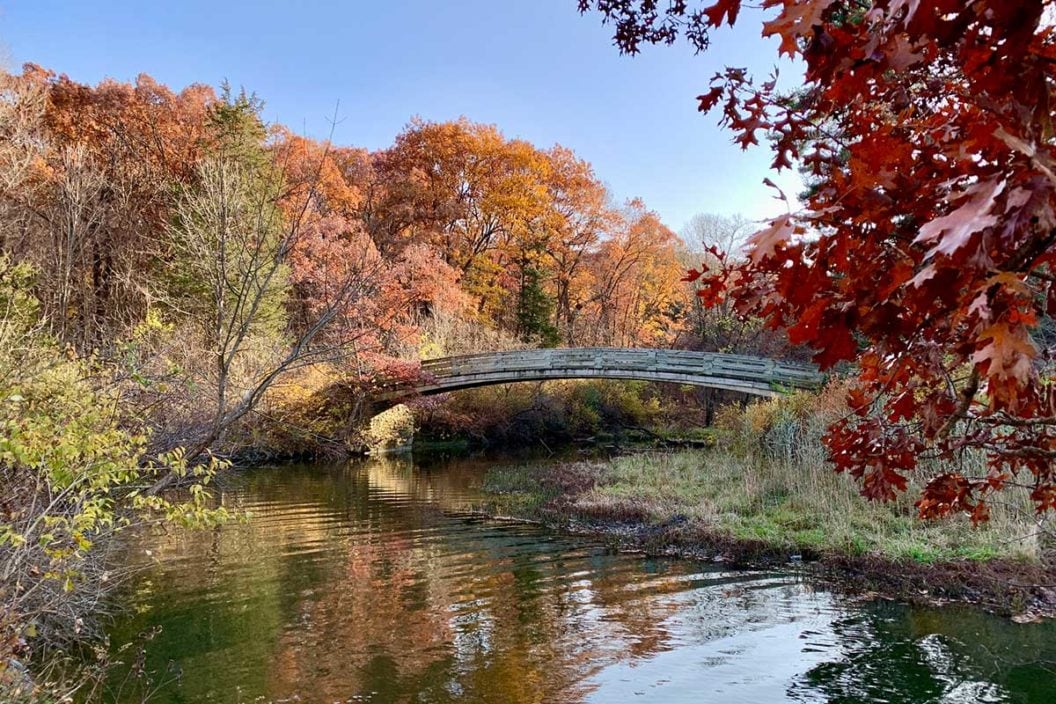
[[583, 449, 1041, 563], [483, 382, 1048, 565]]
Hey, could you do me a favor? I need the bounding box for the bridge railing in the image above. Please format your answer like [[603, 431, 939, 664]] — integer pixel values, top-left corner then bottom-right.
[[416, 348, 822, 391]]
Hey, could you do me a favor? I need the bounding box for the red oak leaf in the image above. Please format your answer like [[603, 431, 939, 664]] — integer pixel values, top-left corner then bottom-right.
[[703, 0, 741, 28], [746, 213, 794, 263], [914, 179, 1006, 258], [972, 322, 1037, 384]]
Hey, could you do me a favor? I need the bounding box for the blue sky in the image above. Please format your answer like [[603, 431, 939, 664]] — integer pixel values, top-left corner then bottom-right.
[[0, 0, 802, 233]]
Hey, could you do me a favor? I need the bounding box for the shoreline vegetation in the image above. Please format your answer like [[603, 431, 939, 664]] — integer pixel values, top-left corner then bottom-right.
[[469, 388, 1056, 621], [4, 45, 1056, 699]]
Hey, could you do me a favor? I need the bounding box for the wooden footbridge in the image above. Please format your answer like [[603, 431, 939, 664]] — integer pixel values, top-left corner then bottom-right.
[[376, 348, 823, 406]]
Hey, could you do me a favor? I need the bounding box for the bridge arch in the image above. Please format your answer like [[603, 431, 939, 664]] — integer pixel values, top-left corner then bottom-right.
[[376, 348, 823, 407]]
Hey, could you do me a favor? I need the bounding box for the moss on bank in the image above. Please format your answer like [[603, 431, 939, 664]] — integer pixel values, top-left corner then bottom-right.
[[477, 449, 1056, 616]]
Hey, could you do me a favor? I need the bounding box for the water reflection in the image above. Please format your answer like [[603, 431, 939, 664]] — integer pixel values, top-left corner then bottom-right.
[[106, 454, 1056, 703]]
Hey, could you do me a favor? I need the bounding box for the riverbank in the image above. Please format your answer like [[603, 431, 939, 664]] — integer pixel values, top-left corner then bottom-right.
[[474, 449, 1056, 620]]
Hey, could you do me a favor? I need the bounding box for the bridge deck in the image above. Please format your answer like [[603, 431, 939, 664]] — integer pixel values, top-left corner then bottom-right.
[[376, 348, 823, 403]]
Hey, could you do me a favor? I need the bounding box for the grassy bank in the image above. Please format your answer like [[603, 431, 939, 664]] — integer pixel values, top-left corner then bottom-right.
[[479, 450, 1055, 616], [476, 386, 1056, 618], [481, 450, 1044, 561]]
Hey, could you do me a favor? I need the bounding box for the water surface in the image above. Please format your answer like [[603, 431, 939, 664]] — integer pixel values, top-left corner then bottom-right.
[[106, 454, 1056, 703]]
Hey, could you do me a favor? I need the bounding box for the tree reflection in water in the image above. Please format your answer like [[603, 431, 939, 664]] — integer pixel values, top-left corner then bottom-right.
[[106, 454, 1056, 704]]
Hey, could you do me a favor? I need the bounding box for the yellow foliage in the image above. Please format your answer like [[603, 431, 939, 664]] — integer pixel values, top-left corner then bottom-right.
[[367, 404, 416, 453]]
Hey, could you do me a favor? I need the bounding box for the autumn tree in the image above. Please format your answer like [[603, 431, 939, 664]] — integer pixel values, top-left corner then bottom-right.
[[154, 92, 409, 474], [373, 119, 516, 271], [341, 116, 692, 351], [0, 72, 233, 688], [2, 65, 214, 351], [583, 200, 687, 347], [544, 146, 616, 344], [580, 0, 1056, 519], [372, 119, 560, 330], [0, 70, 46, 256], [160, 89, 293, 458]]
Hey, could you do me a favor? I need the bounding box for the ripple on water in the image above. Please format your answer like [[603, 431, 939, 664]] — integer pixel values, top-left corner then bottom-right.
[[108, 457, 1056, 704]]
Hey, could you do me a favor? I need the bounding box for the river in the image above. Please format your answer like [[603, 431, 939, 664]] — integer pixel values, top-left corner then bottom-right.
[[104, 452, 1056, 703]]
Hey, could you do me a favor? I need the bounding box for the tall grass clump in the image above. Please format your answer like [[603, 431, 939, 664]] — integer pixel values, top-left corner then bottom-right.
[[577, 382, 1043, 564]]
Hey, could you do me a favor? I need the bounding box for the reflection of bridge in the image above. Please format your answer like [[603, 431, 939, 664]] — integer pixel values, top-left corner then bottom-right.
[[377, 348, 823, 406]]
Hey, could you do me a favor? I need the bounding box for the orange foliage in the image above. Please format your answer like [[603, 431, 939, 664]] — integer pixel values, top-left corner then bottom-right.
[[3, 63, 691, 383]]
